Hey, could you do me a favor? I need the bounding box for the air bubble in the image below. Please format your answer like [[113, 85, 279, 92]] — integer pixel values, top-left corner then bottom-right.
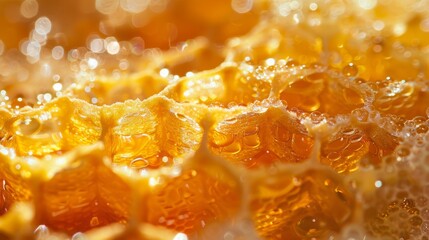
[[34, 225, 49, 239], [106, 38, 120, 55], [224, 117, 238, 124], [396, 146, 411, 157], [173, 233, 188, 240], [349, 134, 363, 143], [35, 17, 52, 35], [375, 180, 383, 188], [160, 68, 170, 78], [53, 83, 62, 92], [87, 58, 98, 69], [342, 63, 358, 77], [211, 131, 234, 147], [90, 38, 104, 53], [327, 152, 341, 161], [52, 46, 64, 60], [222, 141, 242, 154], [96, 0, 119, 14], [20, 0, 39, 18], [243, 133, 260, 148], [231, 0, 253, 14], [175, 112, 188, 121], [356, 0, 377, 10], [120, 0, 149, 13], [90, 216, 99, 227], [417, 125, 428, 134], [351, 108, 368, 122], [71, 232, 87, 240], [130, 157, 149, 169], [310, 111, 324, 124]]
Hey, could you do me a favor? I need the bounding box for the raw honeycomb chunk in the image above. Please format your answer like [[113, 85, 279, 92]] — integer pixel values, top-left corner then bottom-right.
[[0, 0, 429, 239]]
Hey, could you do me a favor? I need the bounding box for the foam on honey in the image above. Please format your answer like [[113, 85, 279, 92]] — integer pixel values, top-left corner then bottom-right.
[[1, 0, 429, 240]]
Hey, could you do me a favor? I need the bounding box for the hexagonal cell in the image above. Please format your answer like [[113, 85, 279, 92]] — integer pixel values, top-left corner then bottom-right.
[[373, 79, 429, 119], [37, 145, 132, 235], [278, 68, 367, 115], [144, 130, 243, 236], [320, 125, 398, 173], [1, 97, 101, 156], [250, 168, 354, 239], [101, 96, 204, 170], [146, 168, 241, 234], [0, 148, 32, 215], [208, 100, 314, 168], [163, 64, 271, 107]]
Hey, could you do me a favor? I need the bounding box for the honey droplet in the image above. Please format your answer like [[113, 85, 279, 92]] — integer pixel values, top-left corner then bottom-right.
[[416, 125, 428, 134], [295, 215, 328, 237], [222, 141, 242, 154], [326, 152, 341, 161], [211, 130, 234, 147], [396, 146, 411, 157], [351, 108, 369, 122], [272, 123, 291, 142], [129, 157, 149, 169], [325, 137, 348, 152], [14, 117, 41, 136], [342, 63, 358, 77], [90, 216, 99, 227], [175, 112, 188, 121], [224, 117, 238, 124], [243, 133, 260, 148], [301, 97, 320, 112]]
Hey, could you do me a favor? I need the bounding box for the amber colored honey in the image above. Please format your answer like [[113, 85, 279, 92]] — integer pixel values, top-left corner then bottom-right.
[[1, 0, 429, 240]]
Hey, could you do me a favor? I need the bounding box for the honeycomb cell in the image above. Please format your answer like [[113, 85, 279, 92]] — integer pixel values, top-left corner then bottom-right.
[[145, 131, 242, 236], [373, 79, 429, 118], [1, 0, 429, 239], [250, 168, 354, 240], [163, 64, 271, 107], [1, 97, 101, 156], [279, 68, 366, 115], [320, 128, 370, 173], [38, 145, 131, 234], [208, 100, 314, 168], [0, 148, 33, 215], [101, 96, 203, 169], [146, 168, 241, 235]]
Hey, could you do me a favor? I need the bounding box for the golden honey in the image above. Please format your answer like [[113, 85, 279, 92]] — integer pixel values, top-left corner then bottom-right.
[[0, 0, 429, 239]]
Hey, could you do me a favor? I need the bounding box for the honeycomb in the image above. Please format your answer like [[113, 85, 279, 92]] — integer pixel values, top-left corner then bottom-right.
[[0, 0, 429, 239]]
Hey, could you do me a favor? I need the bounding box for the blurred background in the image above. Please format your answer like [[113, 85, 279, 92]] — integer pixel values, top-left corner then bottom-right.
[[0, 0, 265, 107], [0, 0, 261, 51]]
